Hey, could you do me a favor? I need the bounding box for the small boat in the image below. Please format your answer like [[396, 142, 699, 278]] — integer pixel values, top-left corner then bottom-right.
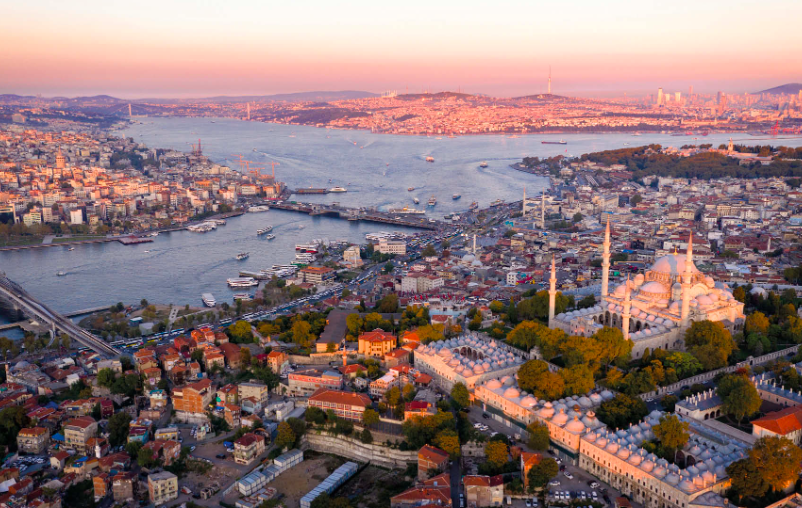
[[413, 197, 420, 204], [541, 140, 567, 145], [143, 250, 150, 253], [428, 196, 437, 207], [425, 156, 435, 162], [257, 226, 274, 236], [265, 234, 276, 240], [452, 194, 461, 200], [56, 271, 67, 277], [490, 199, 505, 207], [329, 186, 347, 193], [67, 247, 75, 251], [202, 293, 216, 307], [469, 201, 479, 211], [479, 161, 488, 168], [227, 277, 259, 287], [233, 293, 253, 301], [408, 187, 415, 192], [248, 205, 270, 213], [236, 252, 250, 261]]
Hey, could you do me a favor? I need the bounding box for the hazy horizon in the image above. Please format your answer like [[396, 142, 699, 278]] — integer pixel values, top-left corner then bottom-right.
[[2, 0, 801, 98]]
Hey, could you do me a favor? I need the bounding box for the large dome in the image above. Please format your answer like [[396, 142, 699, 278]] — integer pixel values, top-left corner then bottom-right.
[[650, 253, 698, 276]]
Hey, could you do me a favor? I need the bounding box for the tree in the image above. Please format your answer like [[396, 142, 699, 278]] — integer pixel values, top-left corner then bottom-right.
[[484, 440, 509, 470], [286, 417, 306, 447], [228, 320, 253, 343], [727, 458, 769, 500], [138, 446, 160, 469], [434, 429, 461, 459], [663, 352, 702, 379], [527, 458, 559, 493], [386, 386, 402, 411], [593, 326, 632, 372], [572, 212, 583, 223], [507, 321, 543, 351], [748, 436, 802, 492], [240, 347, 252, 366], [517, 360, 564, 400], [559, 365, 595, 396], [733, 286, 747, 303], [107, 412, 132, 447], [346, 314, 363, 336], [97, 368, 117, 388], [630, 194, 643, 206], [489, 301, 505, 314], [291, 320, 314, 347], [421, 244, 437, 257], [306, 406, 327, 425], [360, 428, 373, 444], [0, 406, 30, 451], [684, 320, 734, 369], [717, 374, 761, 421], [377, 293, 399, 313], [652, 415, 689, 462], [745, 312, 770, 336], [362, 408, 380, 427], [577, 294, 596, 309], [450, 382, 470, 409], [526, 421, 550, 451], [415, 324, 445, 343], [596, 394, 648, 430], [468, 313, 482, 331], [275, 421, 296, 451], [383, 261, 394, 274]]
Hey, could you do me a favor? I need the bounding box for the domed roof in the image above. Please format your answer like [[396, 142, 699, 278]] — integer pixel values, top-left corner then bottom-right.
[[503, 387, 521, 399], [641, 281, 667, 294], [566, 416, 586, 434], [633, 274, 645, 285], [485, 379, 502, 390], [521, 396, 537, 408], [650, 253, 698, 276], [552, 408, 569, 426]]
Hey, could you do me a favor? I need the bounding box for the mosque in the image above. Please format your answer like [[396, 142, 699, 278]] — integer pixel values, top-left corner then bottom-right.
[[548, 221, 745, 359]]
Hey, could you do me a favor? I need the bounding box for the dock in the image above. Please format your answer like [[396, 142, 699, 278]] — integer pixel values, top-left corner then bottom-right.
[[268, 201, 444, 230]]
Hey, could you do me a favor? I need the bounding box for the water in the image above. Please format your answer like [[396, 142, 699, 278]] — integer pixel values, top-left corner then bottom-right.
[[3, 118, 802, 321]]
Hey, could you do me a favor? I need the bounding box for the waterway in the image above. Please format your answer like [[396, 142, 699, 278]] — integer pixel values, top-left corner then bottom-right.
[[2, 118, 802, 328]]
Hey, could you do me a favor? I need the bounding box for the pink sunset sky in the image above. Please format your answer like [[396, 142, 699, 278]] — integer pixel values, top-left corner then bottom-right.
[[2, 0, 801, 98]]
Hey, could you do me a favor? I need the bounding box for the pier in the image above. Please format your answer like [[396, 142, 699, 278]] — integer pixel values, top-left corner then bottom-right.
[[269, 201, 445, 230]]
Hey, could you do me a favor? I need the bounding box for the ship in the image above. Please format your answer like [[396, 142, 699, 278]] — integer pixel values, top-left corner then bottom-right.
[[265, 234, 276, 240], [56, 271, 67, 277], [257, 226, 274, 235], [187, 222, 217, 232], [452, 194, 461, 200], [295, 244, 319, 253], [295, 252, 316, 263], [413, 197, 420, 204], [248, 205, 270, 213], [236, 252, 250, 261], [232, 293, 253, 301], [202, 293, 216, 307], [329, 186, 347, 193], [227, 277, 259, 287], [479, 161, 488, 168], [541, 140, 567, 145], [425, 156, 435, 162], [469, 201, 479, 211], [408, 187, 415, 192], [428, 196, 437, 207], [490, 199, 505, 207], [295, 187, 328, 194], [387, 206, 426, 215]]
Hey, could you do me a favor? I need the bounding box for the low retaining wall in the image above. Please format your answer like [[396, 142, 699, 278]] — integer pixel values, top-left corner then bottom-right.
[[301, 432, 417, 469], [289, 353, 362, 365]]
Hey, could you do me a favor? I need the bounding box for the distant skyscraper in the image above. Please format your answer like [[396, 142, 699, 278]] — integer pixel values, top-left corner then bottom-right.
[[675, 91, 681, 103], [247, 102, 251, 120], [717, 92, 727, 116], [657, 88, 664, 106], [689, 85, 693, 95], [548, 66, 552, 95]]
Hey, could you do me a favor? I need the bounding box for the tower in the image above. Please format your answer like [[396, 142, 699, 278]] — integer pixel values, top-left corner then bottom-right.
[[601, 217, 611, 298], [548, 255, 557, 328], [55, 148, 65, 170], [622, 277, 631, 341], [548, 66, 552, 95], [727, 138, 734, 153], [540, 193, 545, 230], [522, 185, 527, 216], [247, 102, 251, 121], [680, 231, 693, 329], [472, 234, 477, 255], [657, 88, 664, 106]]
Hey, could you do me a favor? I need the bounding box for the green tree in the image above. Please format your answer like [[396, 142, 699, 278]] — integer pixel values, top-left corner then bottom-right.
[[346, 314, 363, 336], [275, 421, 296, 451], [559, 364, 595, 396], [360, 428, 373, 444], [416, 324, 445, 343], [526, 421, 550, 451], [450, 382, 470, 409], [291, 320, 314, 347], [97, 368, 117, 388], [596, 393, 648, 430], [138, 445, 160, 469], [527, 458, 559, 493], [733, 286, 747, 303], [593, 326, 632, 372], [228, 320, 253, 343], [362, 408, 380, 427], [489, 301, 505, 314], [577, 294, 596, 309], [517, 360, 564, 400], [653, 415, 689, 462], [727, 458, 769, 500], [684, 320, 734, 369], [240, 347, 252, 366], [572, 212, 583, 223], [630, 194, 643, 206], [434, 429, 461, 459], [717, 374, 761, 421], [749, 436, 802, 492], [484, 440, 509, 470], [0, 406, 30, 451], [377, 293, 399, 313], [107, 411, 132, 447], [421, 244, 437, 257], [745, 312, 770, 336]]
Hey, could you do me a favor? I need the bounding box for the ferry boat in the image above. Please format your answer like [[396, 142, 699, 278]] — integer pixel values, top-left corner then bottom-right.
[[236, 252, 250, 261], [365, 231, 396, 241], [444, 214, 453, 220], [452, 194, 461, 200], [202, 293, 216, 307], [427, 196, 437, 207], [187, 222, 217, 232], [295, 244, 319, 253], [257, 226, 273, 235], [232, 293, 253, 301], [425, 156, 435, 162], [479, 161, 488, 168], [490, 199, 505, 207], [388, 206, 426, 215], [329, 186, 347, 193], [148, 232, 159, 237], [469, 201, 479, 211], [413, 197, 420, 204], [408, 187, 415, 192], [67, 247, 75, 251], [56, 271, 67, 277], [227, 277, 259, 288], [295, 252, 316, 263], [541, 140, 567, 145], [265, 234, 276, 240], [248, 205, 270, 213]]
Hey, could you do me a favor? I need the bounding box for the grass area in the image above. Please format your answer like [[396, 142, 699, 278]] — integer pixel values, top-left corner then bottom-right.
[[52, 235, 107, 243], [0, 236, 44, 247]]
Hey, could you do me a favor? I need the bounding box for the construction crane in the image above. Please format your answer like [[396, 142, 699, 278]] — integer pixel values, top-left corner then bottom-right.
[[771, 121, 780, 137], [268, 161, 280, 180]]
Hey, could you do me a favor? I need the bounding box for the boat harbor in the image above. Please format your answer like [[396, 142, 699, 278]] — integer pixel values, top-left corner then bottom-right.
[[267, 201, 444, 230]]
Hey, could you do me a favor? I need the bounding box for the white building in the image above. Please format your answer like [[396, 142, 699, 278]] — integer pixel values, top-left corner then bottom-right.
[[69, 208, 84, 225], [377, 239, 406, 255]]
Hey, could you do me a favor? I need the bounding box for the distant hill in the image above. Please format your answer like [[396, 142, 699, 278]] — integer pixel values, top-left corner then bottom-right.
[[755, 83, 802, 95], [145, 91, 380, 104]]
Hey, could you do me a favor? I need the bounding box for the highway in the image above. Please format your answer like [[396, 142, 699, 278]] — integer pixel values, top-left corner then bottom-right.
[[0, 272, 120, 357]]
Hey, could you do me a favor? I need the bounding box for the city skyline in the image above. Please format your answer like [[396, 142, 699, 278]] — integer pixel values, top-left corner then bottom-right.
[[2, 0, 801, 98]]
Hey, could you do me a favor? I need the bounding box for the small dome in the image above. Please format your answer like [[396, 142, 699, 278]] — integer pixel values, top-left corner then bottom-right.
[[634, 274, 645, 285], [704, 276, 715, 288], [679, 478, 697, 492], [696, 295, 713, 306], [503, 387, 520, 399], [500, 376, 514, 386], [552, 408, 569, 426], [485, 379, 502, 390], [641, 281, 667, 294], [665, 473, 680, 486], [641, 460, 655, 472], [578, 396, 593, 408], [521, 396, 537, 408], [605, 442, 620, 454], [566, 416, 586, 434], [600, 390, 614, 400], [616, 447, 631, 459], [653, 466, 667, 478]]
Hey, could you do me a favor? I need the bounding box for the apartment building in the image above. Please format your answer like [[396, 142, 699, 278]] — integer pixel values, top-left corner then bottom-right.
[[172, 379, 214, 420], [266, 350, 289, 374], [357, 329, 396, 358], [63, 416, 98, 454], [287, 369, 343, 397], [299, 266, 336, 284], [377, 239, 407, 255], [307, 389, 371, 422], [17, 427, 49, 454], [148, 471, 179, 505], [234, 433, 266, 465], [238, 381, 269, 406], [417, 445, 449, 481]]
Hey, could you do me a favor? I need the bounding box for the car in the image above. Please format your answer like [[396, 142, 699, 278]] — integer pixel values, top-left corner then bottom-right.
[[645, 397, 654, 403], [549, 481, 560, 486], [216, 453, 226, 459], [590, 482, 599, 489], [482, 413, 490, 419], [563, 472, 574, 479], [190, 446, 196, 452], [532, 498, 538, 506], [525, 501, 532, 507]]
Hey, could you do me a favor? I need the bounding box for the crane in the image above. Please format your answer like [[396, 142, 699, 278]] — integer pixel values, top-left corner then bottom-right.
[[269, 161, 280, 180]]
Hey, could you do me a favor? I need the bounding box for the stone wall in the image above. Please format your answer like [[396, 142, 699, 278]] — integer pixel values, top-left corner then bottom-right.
[[300, 432, 417, 469]]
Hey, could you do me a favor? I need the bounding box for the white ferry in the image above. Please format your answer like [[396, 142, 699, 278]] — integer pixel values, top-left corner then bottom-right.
[[294, 252, 316, 263], [329, 186, 347, 193], [248, 205, 270, 213], [202, 293, 216, 307], [227, 277, 259, 287], [232, 293, 253, 301], [265, 234, 276, 240]]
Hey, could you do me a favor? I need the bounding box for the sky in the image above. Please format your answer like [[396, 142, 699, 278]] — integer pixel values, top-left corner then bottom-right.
[[1, 0, 801, 99]]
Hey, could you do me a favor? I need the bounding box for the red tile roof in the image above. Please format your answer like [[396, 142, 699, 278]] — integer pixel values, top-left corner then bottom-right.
[[308, 388, 371, 408], [418, 444, 449, 464], [752, 405, 802, 435]]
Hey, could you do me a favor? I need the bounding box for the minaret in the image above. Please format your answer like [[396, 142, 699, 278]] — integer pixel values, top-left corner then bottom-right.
[[680, 231, 693, 329], [548, 66, 552, 95], [540, 193, 545, 230], [472, 234, 477, 255], [601, 217, 611, 298], [727, 138, 734, 153], [522, 185, 527, 216], [622, 276, 631, 341], [548, 255, 557, 328]]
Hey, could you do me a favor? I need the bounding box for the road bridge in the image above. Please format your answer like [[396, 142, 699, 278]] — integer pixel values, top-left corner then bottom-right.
[[0, 273, 120, 357]]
